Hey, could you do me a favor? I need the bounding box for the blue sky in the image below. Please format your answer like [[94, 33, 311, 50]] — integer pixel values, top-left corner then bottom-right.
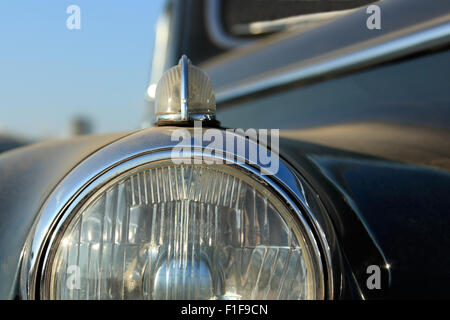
[[0, 1, 164, 139]]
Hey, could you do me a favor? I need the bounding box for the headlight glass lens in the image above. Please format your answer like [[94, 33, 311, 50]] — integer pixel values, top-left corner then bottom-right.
[[47, 161, 323, 299]]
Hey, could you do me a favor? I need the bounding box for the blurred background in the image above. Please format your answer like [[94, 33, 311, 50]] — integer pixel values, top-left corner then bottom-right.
[[0, 0, 165, 143], [2, 0, 445, 155]]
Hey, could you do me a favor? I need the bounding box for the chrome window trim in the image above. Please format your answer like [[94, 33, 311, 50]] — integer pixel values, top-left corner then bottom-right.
[[204, 0, 251, 49], [216, 18, 450, 104], [230, 6, 360, 36], [205, 0, 366, 46], [20, 127, 335, 300]]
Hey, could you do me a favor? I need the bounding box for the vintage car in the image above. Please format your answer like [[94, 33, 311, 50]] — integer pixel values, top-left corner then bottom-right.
[[1, 0, 449, 300]]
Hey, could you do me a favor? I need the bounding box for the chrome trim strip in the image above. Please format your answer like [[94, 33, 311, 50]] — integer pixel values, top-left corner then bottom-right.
[[232, 7, 359, 36], [180, 55, 189, 121], [20, 127, 335, 300], [216, 19, 450, 104]]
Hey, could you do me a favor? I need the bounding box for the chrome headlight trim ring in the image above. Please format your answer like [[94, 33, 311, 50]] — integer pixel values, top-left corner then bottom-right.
[[20, 127, 335, 300]]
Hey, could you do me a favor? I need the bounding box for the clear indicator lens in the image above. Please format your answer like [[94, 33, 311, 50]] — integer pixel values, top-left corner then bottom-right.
[[48, 162, 321, 300], [155, 63, 216, 117]]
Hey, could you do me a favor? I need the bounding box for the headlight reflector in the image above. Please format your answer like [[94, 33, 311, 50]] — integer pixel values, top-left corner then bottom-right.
[[46, 161, 323, 299]]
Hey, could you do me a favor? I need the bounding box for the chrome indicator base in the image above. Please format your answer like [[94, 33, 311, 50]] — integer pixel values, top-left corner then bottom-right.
[[155, 113, 220, 127]]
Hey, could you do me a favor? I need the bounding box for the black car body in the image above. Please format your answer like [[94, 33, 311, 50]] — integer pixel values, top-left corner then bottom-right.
[[1, 0, 449, 299]]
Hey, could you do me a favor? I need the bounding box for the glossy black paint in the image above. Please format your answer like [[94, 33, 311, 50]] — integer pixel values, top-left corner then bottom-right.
[[190, 0, 450, 298], [206, 49, 450, 297], [280, 138, 450, 298]]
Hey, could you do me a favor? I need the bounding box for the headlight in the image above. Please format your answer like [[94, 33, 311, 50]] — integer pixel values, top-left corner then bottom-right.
[[42, 160, 324, 300]]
